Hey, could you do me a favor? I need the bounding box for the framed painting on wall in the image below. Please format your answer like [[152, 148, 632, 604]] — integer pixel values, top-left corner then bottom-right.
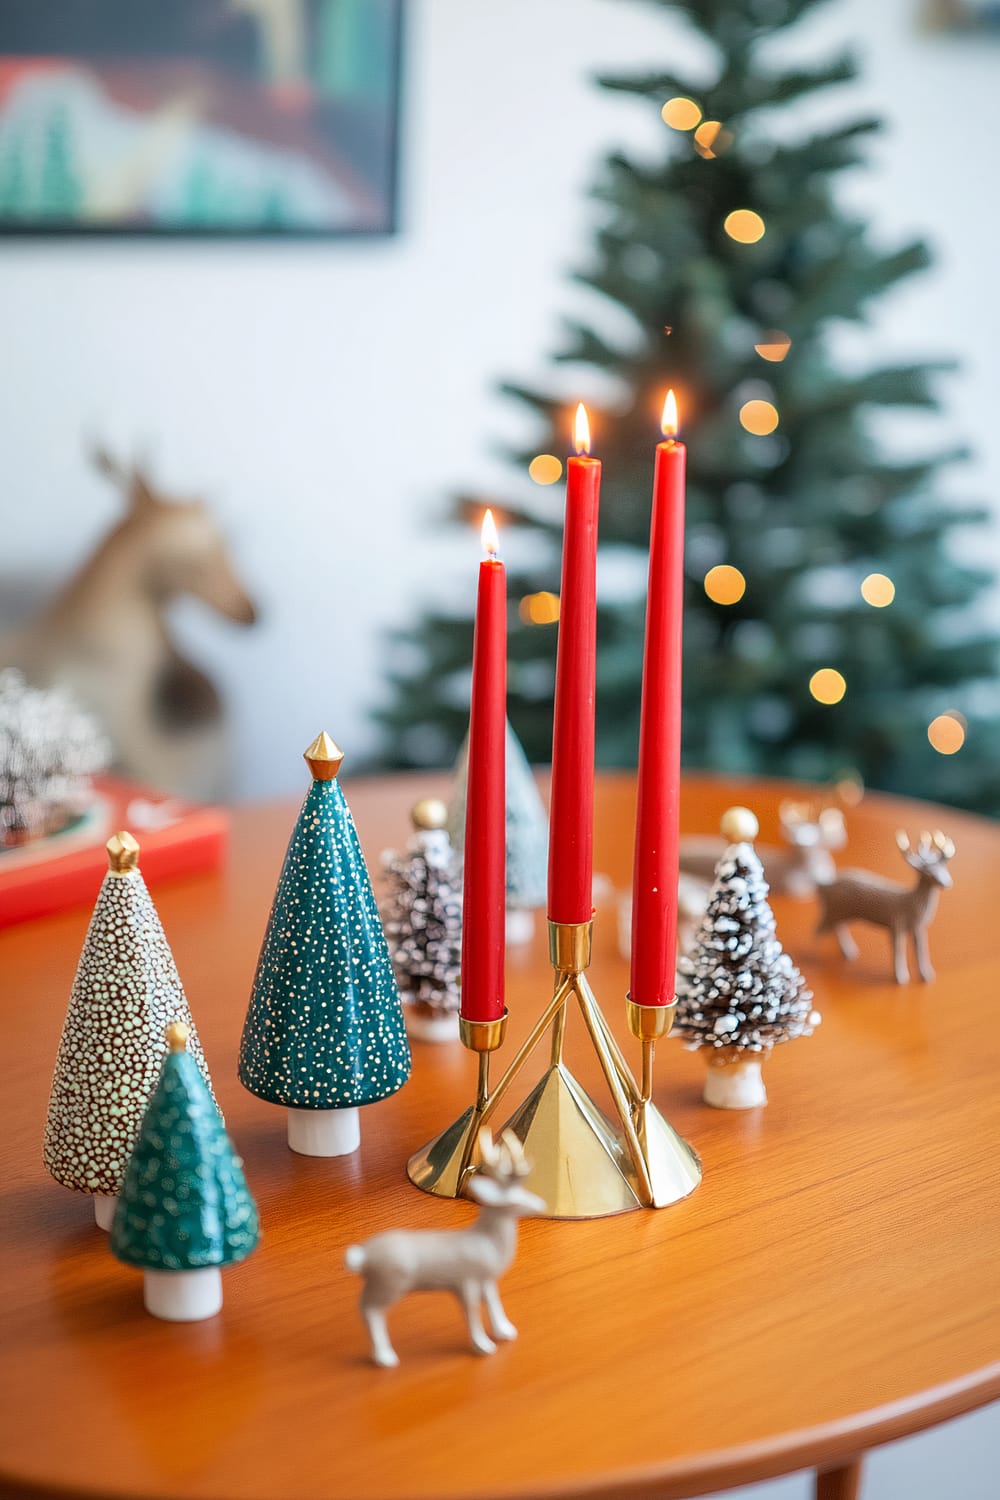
[[921, 0, 1000, 31], [0, 0, 403, 236]]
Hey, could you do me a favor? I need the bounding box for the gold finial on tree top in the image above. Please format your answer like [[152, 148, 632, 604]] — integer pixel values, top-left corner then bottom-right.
[[304, 732, 345, 781], [165, 1021, 190, 1053], [106, 830, 140, 872], [720, 806, 759, 844], [411, 797, 448, 831]]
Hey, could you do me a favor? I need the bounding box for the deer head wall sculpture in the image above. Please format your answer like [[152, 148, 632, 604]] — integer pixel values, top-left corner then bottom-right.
[[3, 445, 257, 798]]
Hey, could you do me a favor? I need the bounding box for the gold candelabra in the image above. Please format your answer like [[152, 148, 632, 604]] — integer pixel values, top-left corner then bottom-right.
[[407, 918, 701, 1217]]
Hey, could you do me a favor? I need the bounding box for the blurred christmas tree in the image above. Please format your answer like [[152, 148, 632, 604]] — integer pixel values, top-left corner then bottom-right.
[[378, 0, 999, 813]]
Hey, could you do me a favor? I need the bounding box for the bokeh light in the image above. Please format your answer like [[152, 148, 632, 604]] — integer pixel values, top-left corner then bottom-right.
[[519, 591, 560, 626], [860, 572, 895, 607], [693, 120, 733, 158], [724, 209, 765, 243], [739, 399, 779, 435], [809, 668, 847, 705], [528, 454, 563, 486], [704, 564, 746, 605], [927, 714, 965, 754], [754, 331, 791, 362], [661, 97, 702, 130]]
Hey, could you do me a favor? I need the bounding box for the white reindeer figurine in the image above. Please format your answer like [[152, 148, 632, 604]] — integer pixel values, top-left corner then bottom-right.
[[680, 799, 847, 898], [816, 829, 954, 984], [345, 1131, 544, 1368]]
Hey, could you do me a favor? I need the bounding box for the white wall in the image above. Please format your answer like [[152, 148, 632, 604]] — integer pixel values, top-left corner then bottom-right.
[[1, 0, 997, 801]]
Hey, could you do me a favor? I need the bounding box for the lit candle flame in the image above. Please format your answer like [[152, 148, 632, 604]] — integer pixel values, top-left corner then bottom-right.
[[481, 508, 499, 557], [574, 402, 591, 456], [661, 389, 679, 438]]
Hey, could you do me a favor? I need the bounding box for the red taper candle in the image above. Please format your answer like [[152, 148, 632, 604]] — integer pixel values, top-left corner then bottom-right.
[[548, 403, 601, 925], [630, 391, 685, 1005], [461, 509, 507, 1023]]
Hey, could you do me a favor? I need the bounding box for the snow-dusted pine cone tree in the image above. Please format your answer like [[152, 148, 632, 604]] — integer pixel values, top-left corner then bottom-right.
[[0, 669, 109, 846], [382, 798, 463, 1042], [674, 808, 819, 1110]]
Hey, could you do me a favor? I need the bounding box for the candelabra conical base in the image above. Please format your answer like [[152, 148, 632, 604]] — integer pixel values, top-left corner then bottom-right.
[[632, 1098, 702, 1208], [406, 1105, 483, 1200], [407, 922, 702, 1216], [502, 1063, 640, 1217]]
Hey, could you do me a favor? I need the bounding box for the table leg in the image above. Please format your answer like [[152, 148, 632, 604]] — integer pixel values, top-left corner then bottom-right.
[[815, 1457, 864, 1500]]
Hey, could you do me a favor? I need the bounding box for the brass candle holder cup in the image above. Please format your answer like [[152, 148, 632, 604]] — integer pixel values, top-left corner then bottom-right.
[[407, 919, 701, 1218]]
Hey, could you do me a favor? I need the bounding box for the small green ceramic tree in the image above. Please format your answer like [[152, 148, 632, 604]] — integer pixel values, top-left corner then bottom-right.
[[238, 733, 411, 1157], [111, 1022, 258, 1321]]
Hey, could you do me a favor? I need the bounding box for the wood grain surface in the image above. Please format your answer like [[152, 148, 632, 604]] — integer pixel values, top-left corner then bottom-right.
[[1, 773, 998, 1500]]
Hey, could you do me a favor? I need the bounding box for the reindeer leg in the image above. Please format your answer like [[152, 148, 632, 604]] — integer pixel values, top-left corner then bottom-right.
[[891, 927, 909, 985], [834, 924, 859, 962], [458, 1281, 496, 1356], [361, 1297, 399, 1368], [483, 1281, 518, 1342], [914, 926, 935, 983]]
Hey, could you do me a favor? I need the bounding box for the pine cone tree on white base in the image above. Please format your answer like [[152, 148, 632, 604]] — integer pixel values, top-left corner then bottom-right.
[[674, 811, 819, 1110], [382, 798, 463, 1042]]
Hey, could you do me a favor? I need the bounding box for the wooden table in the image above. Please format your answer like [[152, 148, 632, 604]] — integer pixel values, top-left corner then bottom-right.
[[1, 774, 998, 1500]]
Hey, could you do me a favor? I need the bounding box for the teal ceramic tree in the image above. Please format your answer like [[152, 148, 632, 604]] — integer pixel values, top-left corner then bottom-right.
[[238, 733, 411, 1157], [111, 1022, 258, 1321]]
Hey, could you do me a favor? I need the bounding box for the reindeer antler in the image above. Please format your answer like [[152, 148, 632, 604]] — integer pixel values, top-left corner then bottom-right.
[[477, 1129, 501, 1175], [499, 1130, 532, 1178], [476, 1129, 532, 1182], [88, 441, 156, 509], [932, 830, 955, 860], [90, 442, 125, 483]]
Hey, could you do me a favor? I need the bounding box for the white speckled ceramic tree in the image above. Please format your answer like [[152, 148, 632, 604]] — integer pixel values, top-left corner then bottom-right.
[[238, 734, 411, 1157], [44, 832, 214, 1229]]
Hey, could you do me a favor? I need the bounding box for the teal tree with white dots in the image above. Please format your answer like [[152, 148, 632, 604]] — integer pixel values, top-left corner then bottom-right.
[[111, 1020, 257, 1322], [238, 733, 411, 1156]]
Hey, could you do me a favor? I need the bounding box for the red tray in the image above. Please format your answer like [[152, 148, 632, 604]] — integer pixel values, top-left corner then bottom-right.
[[0, 776, 228, 927]]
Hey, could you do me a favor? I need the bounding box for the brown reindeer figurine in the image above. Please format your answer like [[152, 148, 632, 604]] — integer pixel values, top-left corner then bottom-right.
[[345, 1131, 544, 1368], [3, 447, 256, 799], [816, 830, 954, 985]]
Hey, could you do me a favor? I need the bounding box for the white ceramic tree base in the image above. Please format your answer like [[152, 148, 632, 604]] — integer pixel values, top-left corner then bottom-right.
[[406, 1009, 460, 1044], [287, 1106, 360, 1157], [703, 1057, 767, 1110], [94, 1193, 118, 1231], [505, 907, 536, 945], [143, 1267, 223, 1322]]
